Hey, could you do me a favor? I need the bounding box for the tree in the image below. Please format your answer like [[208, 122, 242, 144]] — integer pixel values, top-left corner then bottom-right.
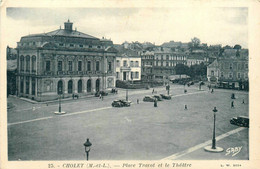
[[233, 44, 242, 50], [191, 37, 201, 48], [175, 64, 189, 75]]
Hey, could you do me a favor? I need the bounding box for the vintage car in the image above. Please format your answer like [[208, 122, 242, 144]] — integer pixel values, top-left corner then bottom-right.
[[230, 116, 249, 127], [143, 95, 156, 102], [95, 91, 108, 97], [160, 94, 172, 100], [153, 94, 163, 101], [112, 99, 131, 107]]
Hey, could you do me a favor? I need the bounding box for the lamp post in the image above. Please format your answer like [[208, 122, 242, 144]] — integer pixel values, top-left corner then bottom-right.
[[204, 107, 223, 152], [212, 107, 217, 149], [58, 87, 62, 113], [83, 138, 92, 161]]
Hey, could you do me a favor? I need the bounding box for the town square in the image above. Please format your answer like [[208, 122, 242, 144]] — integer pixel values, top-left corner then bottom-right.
[[4, 6, 251, 163]]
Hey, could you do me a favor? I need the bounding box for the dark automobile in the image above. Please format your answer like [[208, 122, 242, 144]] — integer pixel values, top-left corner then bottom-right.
[[187, 81, 194, 86], [199, 81, 205, 85], [153, 94, 163, 101], [230, 116, 249, 127], [95, 91, 108, 97], [143, 95, 156, 102], [160, 94, 172, 100], [112, 99, 131, 107]]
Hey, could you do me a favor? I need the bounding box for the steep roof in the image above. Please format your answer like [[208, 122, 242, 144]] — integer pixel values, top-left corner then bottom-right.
[[23, 29, 99, 40]]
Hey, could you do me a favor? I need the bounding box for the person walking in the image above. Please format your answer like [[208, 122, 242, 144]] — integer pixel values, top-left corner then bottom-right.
[[152, 88, 154, 94], [137, 99, 139, 104], [231, 101, 234, 108], [211, 88, 214, 93], [184, 105, 188, 110], [154, 98, 158, 107]]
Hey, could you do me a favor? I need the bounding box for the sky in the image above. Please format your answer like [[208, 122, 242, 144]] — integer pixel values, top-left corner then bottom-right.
[[6, 7, 248, 48]]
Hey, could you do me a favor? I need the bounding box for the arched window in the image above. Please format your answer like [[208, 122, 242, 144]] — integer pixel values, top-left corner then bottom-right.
[[87, 79, 91, 92], [20, 77, 24, 93], [32, 56, 36, 72], [78, 80, 82, 93], [57, 80, 63, 94], [26, 55, 30, 72], [20, 56, 24, 71], [68, 80, 73, 94]]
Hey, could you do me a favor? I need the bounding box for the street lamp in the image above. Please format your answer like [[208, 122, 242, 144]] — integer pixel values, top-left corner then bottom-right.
[[58, 87, 62, 113], [83, 138, 92, 161], [204, 107, 224, 152]]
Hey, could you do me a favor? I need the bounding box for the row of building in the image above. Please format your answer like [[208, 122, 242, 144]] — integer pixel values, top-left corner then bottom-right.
[[7, 20, 249, 101]]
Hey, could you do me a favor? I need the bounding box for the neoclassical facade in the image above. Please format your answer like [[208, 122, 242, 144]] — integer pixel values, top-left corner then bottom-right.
[[16, 20, 117, 101]]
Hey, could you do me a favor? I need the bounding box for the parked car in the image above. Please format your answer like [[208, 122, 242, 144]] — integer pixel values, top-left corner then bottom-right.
[[230, 116, 249, 127], [112, 99, 131, 107], [160, 94, 172, 100], [199, 81, 205, 85], [187, 81, 194, 86], [95, 91, 108, 97], [153, 94, 163, 101], [143, 95, 156, 102]]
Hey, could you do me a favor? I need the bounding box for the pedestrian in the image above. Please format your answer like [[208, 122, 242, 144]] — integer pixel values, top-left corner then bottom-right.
[[101, 95, 104, 101], [211, 88, 214, 93], [99, 93, 102, 99], [137, 99, 139, 104], [184, 105, 187, 110], [242, 99, 245, 104], [208, 84, 211, 91], [184, 89, 187, 93], [72, 94, 74, 99], [154, 98, 158, 107], [152, 88, 154, 94], [231, 101, 234, 108]]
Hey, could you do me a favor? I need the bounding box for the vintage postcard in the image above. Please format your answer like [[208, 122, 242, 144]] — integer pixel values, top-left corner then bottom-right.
[[1, 0, 260, 169]]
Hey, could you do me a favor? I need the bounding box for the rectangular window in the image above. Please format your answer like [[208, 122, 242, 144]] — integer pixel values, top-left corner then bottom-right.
[[166, 55, 169, 60], [245, 63, 248, 69], [89, 45, 92, 48], [96, 61, 100, 71], [78, 61, 82, 71], [68, 61, 73, 71], [59, 43, 64, 46], [131, 72, 134, 79], [108, 62, 112, 71], [123, 60, 127, 67], [70, 44, 74, 47], [87, 61, 91, 71], [135, 61, 139, 67], [237, 72, 241, 79], [130, 61, 134, 67], [166, 62, 169, 66], [117, 60, 120, 67], [135, 72, 139, 78], [79, 44, 83, 48], [116, 72, 119, 79], [58, 61, 62, 71], [97, 46, 101, 49], [211, 70, 214, 76], [46, 61, 51, 71], [229, 72, 233, 78], [229, 63, 233, 70]]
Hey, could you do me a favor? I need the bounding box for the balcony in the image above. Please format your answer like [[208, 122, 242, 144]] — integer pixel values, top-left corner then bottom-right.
[[57, 71, 66, 75]]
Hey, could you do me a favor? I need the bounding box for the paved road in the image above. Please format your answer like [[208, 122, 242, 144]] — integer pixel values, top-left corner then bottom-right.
[[7, 84, 249, 160]]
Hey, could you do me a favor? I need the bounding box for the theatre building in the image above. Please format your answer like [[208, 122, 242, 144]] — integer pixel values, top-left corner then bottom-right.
[[16, 20, 117, 101]]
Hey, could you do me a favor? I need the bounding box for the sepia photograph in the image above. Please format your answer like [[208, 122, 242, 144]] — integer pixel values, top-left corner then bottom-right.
[[1, 0, 260, 169]]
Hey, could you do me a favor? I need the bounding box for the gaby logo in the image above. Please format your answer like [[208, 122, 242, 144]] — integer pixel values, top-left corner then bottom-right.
[[225, 146, 243, 157]]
